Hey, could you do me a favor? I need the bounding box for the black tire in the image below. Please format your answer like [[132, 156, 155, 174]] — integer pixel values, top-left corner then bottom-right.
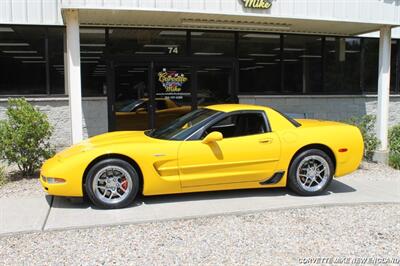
[[287, 149, 334, 196], [85, 158, 140, 209]]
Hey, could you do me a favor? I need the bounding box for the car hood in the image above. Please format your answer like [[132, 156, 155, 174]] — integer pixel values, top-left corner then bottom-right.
[[55, 131, 153, 160], [86, 131, 151, 146]]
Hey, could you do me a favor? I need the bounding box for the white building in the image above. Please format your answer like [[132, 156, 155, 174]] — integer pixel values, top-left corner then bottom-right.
[[1, 0, 400, 162]]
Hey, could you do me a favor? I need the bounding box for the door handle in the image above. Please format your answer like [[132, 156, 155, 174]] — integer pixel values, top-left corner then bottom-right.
[[259, 138, 273, 144]]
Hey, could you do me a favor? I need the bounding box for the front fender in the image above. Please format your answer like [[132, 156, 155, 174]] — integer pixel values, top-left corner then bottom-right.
[[40, 148, 111, 197]]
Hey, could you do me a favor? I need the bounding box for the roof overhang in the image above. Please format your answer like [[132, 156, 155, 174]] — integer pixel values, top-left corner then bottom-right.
[[62, 8, 394, 36]]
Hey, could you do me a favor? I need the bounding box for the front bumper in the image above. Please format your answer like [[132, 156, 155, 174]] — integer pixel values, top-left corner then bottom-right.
[[40, 156, 85, 197]]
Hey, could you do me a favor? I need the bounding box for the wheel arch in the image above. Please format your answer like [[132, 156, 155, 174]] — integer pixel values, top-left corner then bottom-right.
[[288, 144, 337, 173], [82, 153, 144, 196]]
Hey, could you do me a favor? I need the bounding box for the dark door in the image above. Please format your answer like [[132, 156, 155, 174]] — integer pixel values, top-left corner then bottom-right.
[[153, 63, 194, 129], [108, 59, 238, 132], [111, 62, 153, 131]]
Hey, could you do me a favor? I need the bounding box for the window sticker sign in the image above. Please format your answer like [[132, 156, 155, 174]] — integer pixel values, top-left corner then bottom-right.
[[158, 69, 188, 93], [241, 0, 272, 9]]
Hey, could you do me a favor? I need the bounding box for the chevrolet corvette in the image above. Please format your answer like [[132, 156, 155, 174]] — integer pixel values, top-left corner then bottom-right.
[[40, 104, 363, 209]]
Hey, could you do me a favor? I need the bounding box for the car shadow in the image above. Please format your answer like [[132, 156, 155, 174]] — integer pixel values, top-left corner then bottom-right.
[[50, 179, 356, 210], [141, 179, 356, 205]]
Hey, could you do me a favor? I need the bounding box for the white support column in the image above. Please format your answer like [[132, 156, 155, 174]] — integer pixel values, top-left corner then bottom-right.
[[375, 26, 392, 163], [65, 9, 83, 144]]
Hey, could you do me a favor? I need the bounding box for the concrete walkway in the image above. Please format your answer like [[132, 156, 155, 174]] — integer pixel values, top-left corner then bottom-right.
[[1, 176, 399, 235]]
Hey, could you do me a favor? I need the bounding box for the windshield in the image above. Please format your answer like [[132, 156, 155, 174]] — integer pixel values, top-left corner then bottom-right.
[[147, 108, 220, 140]]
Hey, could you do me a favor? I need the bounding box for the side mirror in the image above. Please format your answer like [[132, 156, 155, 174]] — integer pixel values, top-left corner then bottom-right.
[[202, 131, 223, 144]]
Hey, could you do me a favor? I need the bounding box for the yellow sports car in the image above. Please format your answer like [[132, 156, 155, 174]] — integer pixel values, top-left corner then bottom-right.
[[40, 104, 364, 209]]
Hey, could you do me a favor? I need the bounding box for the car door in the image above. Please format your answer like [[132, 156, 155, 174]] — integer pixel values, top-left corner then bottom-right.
[[177, 111, 281, 188]]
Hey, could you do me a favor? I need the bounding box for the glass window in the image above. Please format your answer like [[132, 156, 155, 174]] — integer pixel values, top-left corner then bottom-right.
[[196, 65, 235, 105], [155, 66, 192, 107], [355, 38, 398, 95], [324, 37, 361, 94], [205, 113, 267, 138], [191, 31, 235, 56], [0, 26, 47, 95], [109, 29, 186, 56], [391, 40, 397, 94], [283, 35, 322, 94], [114, 64, 149, 131], [80, 27, 107, 96], [363, 38, 379, 93], [48, 27, 65, 94], [238, 33, 281, 94], [154, 65, 192, 128]]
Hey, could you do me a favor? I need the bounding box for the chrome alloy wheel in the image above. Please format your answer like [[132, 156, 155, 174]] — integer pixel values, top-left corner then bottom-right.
[[92, 165, 134, 205], [296, 155, 330, 192]]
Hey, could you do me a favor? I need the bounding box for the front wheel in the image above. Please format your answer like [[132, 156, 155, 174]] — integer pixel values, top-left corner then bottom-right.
[[287, 149, 334, 196], [85, 158, 140, 209]]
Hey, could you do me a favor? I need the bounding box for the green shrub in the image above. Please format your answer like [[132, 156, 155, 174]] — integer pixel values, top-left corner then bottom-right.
[[389, 153, 400, 170], [389, 125, 400, 154], [389, 125, 400, 169], [0, 98, 55, 177], [0, 166, 6, 187], [347, 115, 379, 161]]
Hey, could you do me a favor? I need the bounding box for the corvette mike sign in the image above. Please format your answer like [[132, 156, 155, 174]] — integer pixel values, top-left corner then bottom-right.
[[158, 69, 188, 93]]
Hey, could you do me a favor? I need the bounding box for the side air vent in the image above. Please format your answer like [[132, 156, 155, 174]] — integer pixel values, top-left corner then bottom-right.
[[259, 171, 285, 185]]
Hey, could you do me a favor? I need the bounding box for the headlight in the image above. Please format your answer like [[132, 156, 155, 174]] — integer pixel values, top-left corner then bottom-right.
[[42, 176, 66, 184]]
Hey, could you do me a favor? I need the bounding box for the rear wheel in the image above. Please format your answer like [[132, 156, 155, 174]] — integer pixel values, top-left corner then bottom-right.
[[287, 149, 334, 196], [85, 158, 139, 209]]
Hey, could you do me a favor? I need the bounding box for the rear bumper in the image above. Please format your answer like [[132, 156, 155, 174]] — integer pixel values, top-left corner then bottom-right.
[[334, 127, 364, 177]]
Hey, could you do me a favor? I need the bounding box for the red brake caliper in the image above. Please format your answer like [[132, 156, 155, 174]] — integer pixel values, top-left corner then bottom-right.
[[120, 177, 128, 191]]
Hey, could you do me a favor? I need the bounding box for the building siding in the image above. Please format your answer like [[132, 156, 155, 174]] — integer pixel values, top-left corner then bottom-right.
[[59, 0, 400, 26], [0, 97, 108, 150], [239, 95, 400, 127], [1, 0, 400, 28], [0, 0, 63, 25]]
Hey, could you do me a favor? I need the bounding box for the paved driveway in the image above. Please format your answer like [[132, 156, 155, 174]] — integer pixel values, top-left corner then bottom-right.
[[1, 174, 399, 236]]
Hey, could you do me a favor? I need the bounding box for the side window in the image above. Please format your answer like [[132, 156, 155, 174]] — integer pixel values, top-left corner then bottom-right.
[[204, 112, 267, 139]]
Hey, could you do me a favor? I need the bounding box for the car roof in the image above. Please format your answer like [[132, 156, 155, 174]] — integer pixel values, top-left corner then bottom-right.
[[206, 104, 269, 113]]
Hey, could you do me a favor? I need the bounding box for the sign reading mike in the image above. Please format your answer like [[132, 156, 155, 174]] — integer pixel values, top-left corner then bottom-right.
[[242, 0, 272, 9]]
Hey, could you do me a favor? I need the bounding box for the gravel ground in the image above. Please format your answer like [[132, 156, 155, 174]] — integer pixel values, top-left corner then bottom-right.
[[0, 171, 43, 199], [0, 161, 398, 199], [0, 178, 43, 198], [1, 204, 399, 265], [356, 161, 400, 181]]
